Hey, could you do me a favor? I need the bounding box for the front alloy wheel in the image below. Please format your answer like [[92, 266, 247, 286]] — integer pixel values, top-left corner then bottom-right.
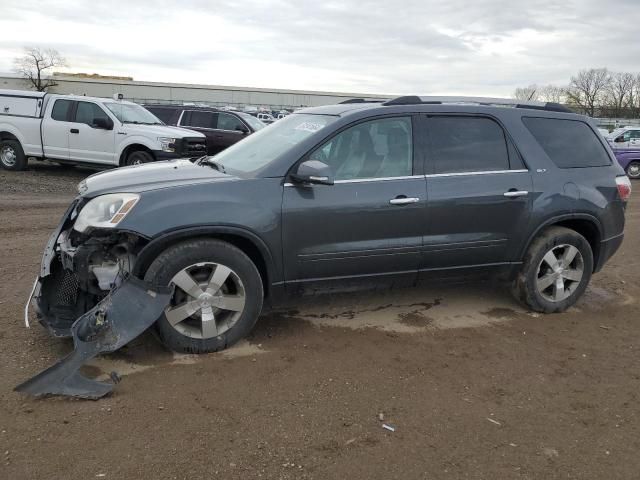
[[166, 262, 246, 339], [627, 161, 640, 179]]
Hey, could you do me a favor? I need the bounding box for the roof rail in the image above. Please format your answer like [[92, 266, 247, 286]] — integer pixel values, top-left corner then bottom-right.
[[382, 95, 573, 113], [338, 98, 386, 104]]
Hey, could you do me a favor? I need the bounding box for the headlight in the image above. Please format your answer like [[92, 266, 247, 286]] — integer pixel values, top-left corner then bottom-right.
[[158, 137, 177, 152], [73, 193, 140, 233]]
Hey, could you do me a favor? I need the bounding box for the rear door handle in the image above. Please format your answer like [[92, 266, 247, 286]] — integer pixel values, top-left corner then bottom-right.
[[389, 197, 420, 205], [70, 128, 79, 134], [503, 190, 528, 198]]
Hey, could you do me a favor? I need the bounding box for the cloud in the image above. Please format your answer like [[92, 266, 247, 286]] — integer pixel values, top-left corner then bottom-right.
[[0, 0, 639, 96]]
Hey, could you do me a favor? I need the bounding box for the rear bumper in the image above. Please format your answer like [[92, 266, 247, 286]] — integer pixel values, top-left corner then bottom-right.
[[594, 232, 624, 272]]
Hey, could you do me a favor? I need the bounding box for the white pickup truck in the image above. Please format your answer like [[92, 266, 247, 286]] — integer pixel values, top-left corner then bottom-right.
[[0, 89, 207, 171]]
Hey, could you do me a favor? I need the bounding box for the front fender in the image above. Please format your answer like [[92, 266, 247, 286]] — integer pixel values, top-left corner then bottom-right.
[[132, 225, 280, 285], [116, 135, 159, 158]]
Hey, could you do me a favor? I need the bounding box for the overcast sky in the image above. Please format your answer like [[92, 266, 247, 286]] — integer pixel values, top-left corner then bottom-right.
[[1, 0, 639, 96]]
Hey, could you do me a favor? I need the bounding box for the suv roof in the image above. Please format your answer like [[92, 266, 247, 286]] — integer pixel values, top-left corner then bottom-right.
[[301, 95, 575, 116]]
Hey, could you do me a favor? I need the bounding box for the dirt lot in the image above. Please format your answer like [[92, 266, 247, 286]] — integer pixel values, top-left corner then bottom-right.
[[1, 161, 639, 480]]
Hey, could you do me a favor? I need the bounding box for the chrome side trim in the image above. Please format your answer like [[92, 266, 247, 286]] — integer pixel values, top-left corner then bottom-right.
[[425, 169, 528, 178], [284, 170, 529, 186], [335, 175, 424, 184], [284, 175, 424, 187]]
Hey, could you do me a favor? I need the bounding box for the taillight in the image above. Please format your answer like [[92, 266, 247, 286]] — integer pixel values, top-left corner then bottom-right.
[[616, 176, 632, 201]]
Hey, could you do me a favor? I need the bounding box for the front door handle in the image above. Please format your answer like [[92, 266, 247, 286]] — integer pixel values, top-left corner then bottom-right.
[[389, 197, 420, 205], [503, 190, 528, 198], [70, 128, 79, 134]]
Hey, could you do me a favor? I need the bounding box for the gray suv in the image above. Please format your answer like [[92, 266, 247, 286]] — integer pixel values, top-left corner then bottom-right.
[[31, 96, 631, 355]]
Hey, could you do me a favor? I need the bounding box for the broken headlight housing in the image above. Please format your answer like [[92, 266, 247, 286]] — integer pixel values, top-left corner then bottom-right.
[[73, 193, 140, 233]]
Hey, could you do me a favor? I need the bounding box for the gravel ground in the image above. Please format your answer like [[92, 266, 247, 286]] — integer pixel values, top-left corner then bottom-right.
[[1, 161, 639, 480]]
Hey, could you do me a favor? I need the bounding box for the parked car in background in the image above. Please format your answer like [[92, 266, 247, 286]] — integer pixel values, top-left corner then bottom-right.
[[256, 112, 276, 124], [32, 96, 630, 358], [144, 105, 265, 155], [612, 147, 640, 179], [606, 126, 640, 148], [597, 128, 609, 137], [0, 90, 206, 171]]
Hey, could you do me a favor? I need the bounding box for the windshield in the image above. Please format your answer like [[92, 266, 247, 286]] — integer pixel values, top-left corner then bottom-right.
[[105, 102, 163, 125], [239, 112, 266, 131], [211, 113, 337, 174]]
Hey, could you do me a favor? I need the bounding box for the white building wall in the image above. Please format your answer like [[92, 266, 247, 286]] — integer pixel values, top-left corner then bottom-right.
[[0, 73, 389, 109]]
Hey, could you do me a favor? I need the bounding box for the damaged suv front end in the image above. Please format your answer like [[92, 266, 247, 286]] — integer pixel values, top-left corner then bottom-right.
[[31, 192, 148, 336]]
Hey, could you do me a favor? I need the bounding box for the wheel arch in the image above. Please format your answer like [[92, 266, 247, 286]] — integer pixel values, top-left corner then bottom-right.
[[0, 129, 22, 145], [118, 142, 156, 166], [132, 226, 277, 297], [520, 214, 603, 272]]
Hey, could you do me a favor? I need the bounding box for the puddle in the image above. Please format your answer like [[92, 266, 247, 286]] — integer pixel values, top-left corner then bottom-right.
[[276, 284, 527, 332]]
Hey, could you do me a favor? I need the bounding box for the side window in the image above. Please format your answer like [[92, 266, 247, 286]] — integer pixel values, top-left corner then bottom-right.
[[182, 110, 216, 129], [216, 113, 245, 131], [148, 108, 174, 124], [630, 130, 640, 139], [427, 116, 510, 174], [522, 117, 611, 168], [74, 102, 109, 125], [309, 117, 413, 181], [51, 100, 72, 121]]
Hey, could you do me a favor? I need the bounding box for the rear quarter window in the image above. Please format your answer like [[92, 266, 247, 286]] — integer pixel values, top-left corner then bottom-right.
[[522, 117, 611, 168]]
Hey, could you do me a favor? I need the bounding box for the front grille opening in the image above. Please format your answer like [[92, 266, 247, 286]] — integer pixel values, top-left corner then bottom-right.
[[54, 270, 79, 307]]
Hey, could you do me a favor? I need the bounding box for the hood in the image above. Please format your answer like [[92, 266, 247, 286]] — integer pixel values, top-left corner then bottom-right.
[[78, 159, 236, 197], [123, 123, 205, 139]]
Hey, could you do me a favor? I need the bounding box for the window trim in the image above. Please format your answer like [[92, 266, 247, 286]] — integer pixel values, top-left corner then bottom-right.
[[290, 114, 418, 182], [422, 113, 526, 175]]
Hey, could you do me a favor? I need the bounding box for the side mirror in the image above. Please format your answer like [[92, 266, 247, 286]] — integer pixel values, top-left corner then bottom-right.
[[92, 117, 113, 130], [290, 160, 334, 186], [235, 124, 249, 134]]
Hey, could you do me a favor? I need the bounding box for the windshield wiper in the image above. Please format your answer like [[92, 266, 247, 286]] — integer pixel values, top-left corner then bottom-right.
[[198, 157, 226, 173]]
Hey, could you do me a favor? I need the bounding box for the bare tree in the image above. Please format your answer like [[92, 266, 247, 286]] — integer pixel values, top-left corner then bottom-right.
[[627, 73, 640, 117], [537, 84, 567, 104], [513, 85, 539, 101], [605, 72, 635, 117], [13, 47, 67, 92], [565, 68, 611, 116]]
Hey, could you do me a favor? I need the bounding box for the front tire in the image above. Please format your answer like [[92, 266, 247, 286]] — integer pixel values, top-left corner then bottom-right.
[[626, 161, 640, 179], [0, 139, 27, 171], [512, 226, 593, 313], [144, 239, 264, 353], [125, 150, 154, 166]]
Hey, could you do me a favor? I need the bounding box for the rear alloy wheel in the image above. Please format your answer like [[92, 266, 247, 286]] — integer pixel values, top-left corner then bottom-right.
[[535, 244, 584, 303], [512, 226, 593, 313], [144, 239, 263, 353], [0, 139, 27, 171], [125, 150, 153, 166], [626, 161, 640, 179]]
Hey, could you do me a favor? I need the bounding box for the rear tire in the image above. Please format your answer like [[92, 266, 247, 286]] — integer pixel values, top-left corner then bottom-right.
[[125, 150, 153, 166], [511, 226, 593, 313], [144, 239, 264, 353], [0, 139, 27, 171], [626, 161, 640, 179]]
